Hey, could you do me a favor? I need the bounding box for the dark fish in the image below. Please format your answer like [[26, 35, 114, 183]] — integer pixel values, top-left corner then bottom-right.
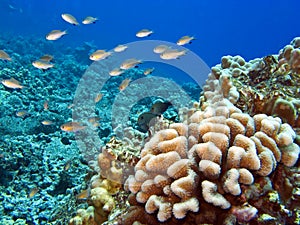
[[137, 112, 158, 132], [150, 101, 171, 115]]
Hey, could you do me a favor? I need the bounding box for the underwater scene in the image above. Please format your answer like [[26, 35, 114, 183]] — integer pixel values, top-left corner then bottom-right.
[[0, 0, 299, 224]]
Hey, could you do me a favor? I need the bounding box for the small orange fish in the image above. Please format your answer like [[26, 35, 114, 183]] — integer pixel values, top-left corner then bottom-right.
[[143, 67, 155, 75], [61, 121, 87, 132], [120, 58, 142, 70], [41, 120, 54, 125], [62, 13, 79, 26], [82, 16, 98, 24], [76, 189, 90, 200], [32, 60, 54, 70], [0, 50, 12, 61], [46, 30, 67, 41], [89, 50, 112, 61], [28, 187, 39, 198], [43, 100, 49, 111], [94, 93, 103, 103], [1, 78, 24, 89], [88, 116, 101, 124], [16, 110, 28, 117], [64, 160, 72, 171], [39, 54, 53, 62], [119, 78, 131, 91]]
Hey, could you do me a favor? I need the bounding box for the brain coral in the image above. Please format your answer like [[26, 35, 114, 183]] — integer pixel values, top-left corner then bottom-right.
[[123, 61, 300, 224]]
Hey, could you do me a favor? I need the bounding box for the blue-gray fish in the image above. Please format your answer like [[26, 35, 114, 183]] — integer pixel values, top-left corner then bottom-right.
[[150, 101, 171, 115], [137, 112, 158, 132]]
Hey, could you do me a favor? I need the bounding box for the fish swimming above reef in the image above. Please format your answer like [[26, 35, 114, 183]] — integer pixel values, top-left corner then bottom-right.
[[0, 50, 12, 61], [60, 121, 87, 132], [109, 68, 125, 76], [137, 112, 159, 132], [28, 187, 39, 198], [153, 44, 170, 54], [150, 100, 172, 115], [136, 29, 153, 38], [89, 50, 112, 61], [120, 58, 142, 70], [1, 78, 24, 89], [32, 60, 54, 70], [143, 67, 155, 75], [119, 78, 131, 91], [46, 30, 67, 41], [160, 48, 187, 60], [94, 93, 103, 103], [61, 13, 79, 26], [176, 35, 196, 46], [82, 16, 98, 24], [39, 54, 54, 62], [16, 110, 29, 118], [41, 120, 54, 125], [113, 44, 128, 53]]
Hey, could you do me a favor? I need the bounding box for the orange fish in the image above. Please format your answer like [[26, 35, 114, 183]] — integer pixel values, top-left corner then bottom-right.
[[28, 187, 39, 198], [119, 78, 131, 91], [64, 160, 72, 171], [16, 110, 29, 117], [32, 60, 54, 70], [1, 78, 24, 89], [46, 30, 67, 41], [60, 121, 87, 132], [41, 120, 54, 125], [0, 50, 12, 61], [94, 93, 103, 103], [76, 189, 90, 200], [88, 116, 101, 124], [143, 67, 155, 75], [43, 101, 49, 111]]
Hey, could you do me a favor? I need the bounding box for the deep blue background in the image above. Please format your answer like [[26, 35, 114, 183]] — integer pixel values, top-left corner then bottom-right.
[[1, 0, 299, 67]]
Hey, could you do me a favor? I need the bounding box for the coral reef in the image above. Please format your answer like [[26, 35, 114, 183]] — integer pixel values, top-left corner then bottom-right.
[[121, 39, 300, 224], [207, 37, 300, 131]]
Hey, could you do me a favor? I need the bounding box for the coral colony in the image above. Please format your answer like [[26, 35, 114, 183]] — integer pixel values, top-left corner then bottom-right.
[[69, 38, 300, 225]]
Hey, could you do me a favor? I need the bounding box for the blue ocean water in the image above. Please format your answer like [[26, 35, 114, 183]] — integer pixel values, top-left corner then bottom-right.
[[1, 0, 299, 67], [0, 1, 299, 224]]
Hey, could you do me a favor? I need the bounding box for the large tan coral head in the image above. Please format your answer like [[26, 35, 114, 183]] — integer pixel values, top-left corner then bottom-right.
[[1, 77, 24, 89], [82, 16, 98, 25], [160, 48, 187, 60], [89, 50, 112, 61], [61, 13, 79, 26], [60, 121, 87, 132], [176, 35, 195, 46], [120, 58, 142, 69], [46, 30, 67, 41], [0, 50, 12, 61], [136, 29, 153, 38], [32, 60, 54, 70]]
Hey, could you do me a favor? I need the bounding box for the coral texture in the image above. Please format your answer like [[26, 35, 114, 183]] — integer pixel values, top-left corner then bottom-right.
[[123, 52, 300, 224]]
